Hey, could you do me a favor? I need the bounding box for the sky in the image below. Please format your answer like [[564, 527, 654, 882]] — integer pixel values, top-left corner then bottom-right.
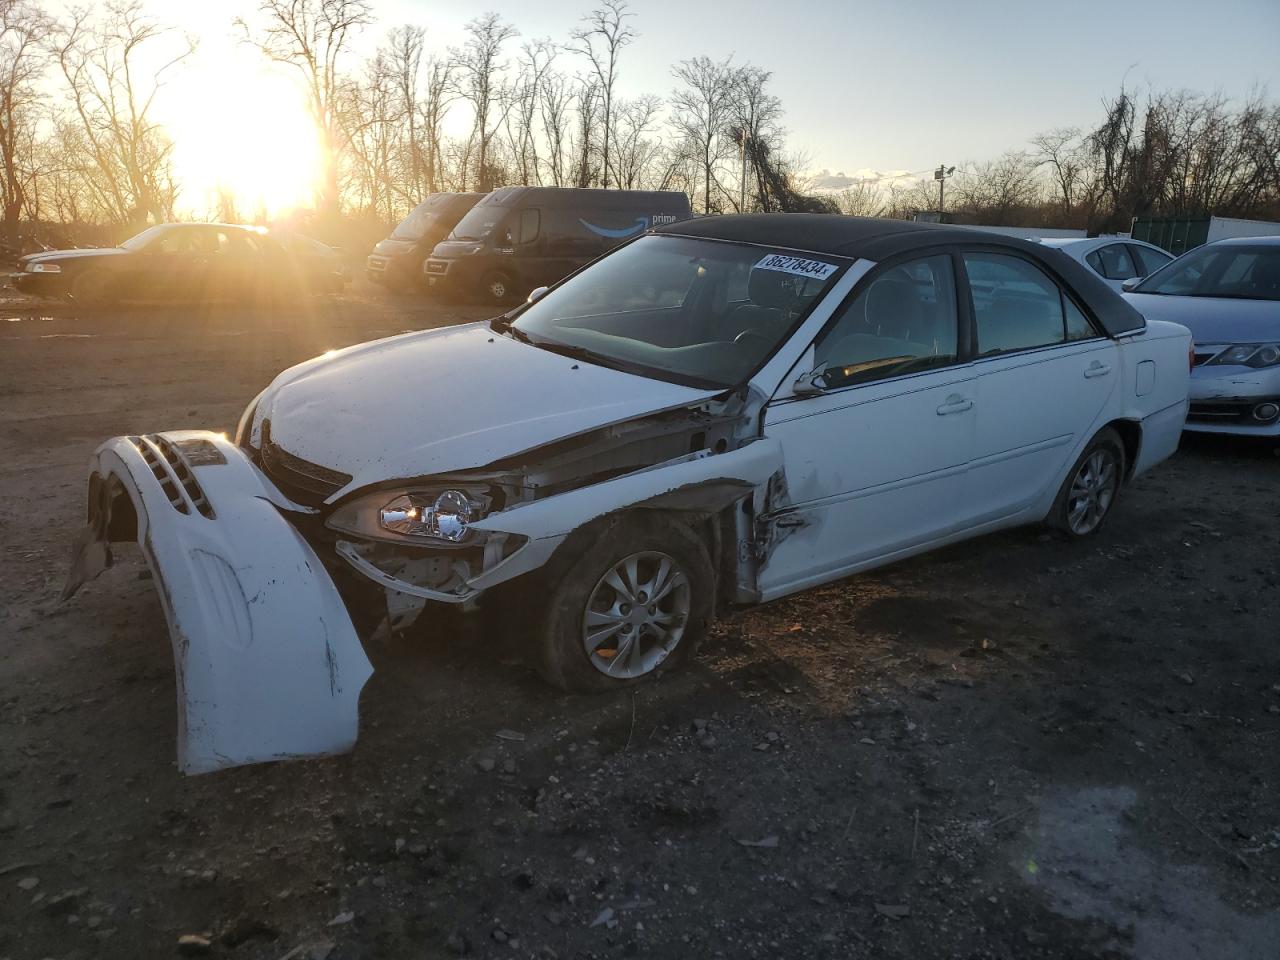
[[78, 0, 1280, 213]]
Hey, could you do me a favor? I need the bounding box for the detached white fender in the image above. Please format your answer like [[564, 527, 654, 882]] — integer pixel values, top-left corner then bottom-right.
[[63, 431, 372, 775]]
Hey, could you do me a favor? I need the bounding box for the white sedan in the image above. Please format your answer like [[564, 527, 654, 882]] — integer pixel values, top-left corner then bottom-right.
[[1038, 236, 1173, 292], [64, 215, 1192, 773]]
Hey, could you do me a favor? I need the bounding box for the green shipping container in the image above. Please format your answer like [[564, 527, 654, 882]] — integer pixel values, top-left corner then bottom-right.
[[1130, 218, 1210, 256]]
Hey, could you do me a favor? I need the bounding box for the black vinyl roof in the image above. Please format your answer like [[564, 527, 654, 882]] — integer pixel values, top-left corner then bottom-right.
[[655, 213, 1146, 338]]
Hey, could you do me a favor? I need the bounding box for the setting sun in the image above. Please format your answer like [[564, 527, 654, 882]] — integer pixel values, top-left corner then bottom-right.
[[162, 38, 324, 220]]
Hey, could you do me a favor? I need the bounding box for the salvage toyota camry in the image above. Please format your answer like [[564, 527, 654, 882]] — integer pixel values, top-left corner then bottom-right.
[[64, 214, 1192, 774]]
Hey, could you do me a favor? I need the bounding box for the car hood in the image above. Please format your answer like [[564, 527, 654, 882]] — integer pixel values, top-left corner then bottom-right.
[[22, 247, 130, 264], [1124, 292, 1280, 344], [258, 321, 719, 496], [371, 237, 418, 257]]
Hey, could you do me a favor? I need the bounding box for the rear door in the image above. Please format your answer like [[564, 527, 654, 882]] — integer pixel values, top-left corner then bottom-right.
[[758, 253, 976, 598], [962, 250, 1120, 524]]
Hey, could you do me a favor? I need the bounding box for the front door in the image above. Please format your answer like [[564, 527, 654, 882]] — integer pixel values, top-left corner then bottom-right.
[[758, 253, 976, 600]]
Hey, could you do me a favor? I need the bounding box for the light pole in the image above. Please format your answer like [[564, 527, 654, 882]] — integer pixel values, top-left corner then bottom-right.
[[934, 164, 955, 217]]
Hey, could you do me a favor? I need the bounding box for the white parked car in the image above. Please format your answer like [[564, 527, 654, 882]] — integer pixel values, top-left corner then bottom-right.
[[64, 215, 1192, 773], [1123, 236, 1280, 435], [1038, 237, 1173, 292]]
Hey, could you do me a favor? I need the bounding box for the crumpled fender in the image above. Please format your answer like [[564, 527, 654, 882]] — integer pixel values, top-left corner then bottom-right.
[[470, 438, 784, 539], [63, 431, 373, 775]]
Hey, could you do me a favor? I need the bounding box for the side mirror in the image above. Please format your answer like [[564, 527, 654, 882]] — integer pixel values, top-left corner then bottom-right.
[[527, 285, 549, 304], [1121, 277, 1143, 293], [792, 366, 829, 396]]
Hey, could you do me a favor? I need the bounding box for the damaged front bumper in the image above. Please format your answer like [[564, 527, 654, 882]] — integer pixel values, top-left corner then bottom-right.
[[63, 431, 373, 774]]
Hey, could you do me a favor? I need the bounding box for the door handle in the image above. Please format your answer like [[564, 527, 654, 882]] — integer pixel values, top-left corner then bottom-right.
[[1084, 361, 1112, 379], [936, 394, 973, 416]]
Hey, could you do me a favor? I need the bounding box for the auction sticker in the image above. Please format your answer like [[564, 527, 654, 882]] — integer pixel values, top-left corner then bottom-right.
[[753, 253, 839, 280]]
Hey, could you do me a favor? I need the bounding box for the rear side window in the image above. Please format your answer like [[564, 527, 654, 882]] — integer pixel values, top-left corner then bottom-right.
[[1085, 243, 1137, 280], [1129, 244, 1171, 276], [964, 252, 1095, 355], [814, 254, 959, 388]]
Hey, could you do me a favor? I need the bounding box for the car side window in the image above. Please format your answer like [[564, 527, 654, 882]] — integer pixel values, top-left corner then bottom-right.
[[813, 254, 958, 389], [965, 252, 1085, 355], [519, 208, 540, 245], [1128, 244, 1171, 276], [1085, 243, 1137, 280]]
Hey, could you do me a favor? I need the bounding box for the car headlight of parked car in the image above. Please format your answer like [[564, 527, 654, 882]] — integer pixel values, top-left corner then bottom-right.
[[327, 486, 496, 544], [28, 262, 61, 273], [1206, 344, 1280, 368]]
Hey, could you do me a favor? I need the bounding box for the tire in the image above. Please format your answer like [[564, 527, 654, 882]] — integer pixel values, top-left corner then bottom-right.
[[70, 268, 115, 307], [1048, 427, 1125, 538], [534, 512, 716, 693], [480, 271, 514, 304]]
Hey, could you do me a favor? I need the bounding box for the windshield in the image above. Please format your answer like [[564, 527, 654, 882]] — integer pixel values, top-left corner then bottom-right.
[[1137, 244, 1280, 301], [509, 234, 846, 388], [448, 204, 505, 242], [120, 225, 169, 251], [391, 197, 450, 241]]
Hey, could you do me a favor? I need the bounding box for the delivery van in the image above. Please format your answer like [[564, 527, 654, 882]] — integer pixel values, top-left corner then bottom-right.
[[366, 192, 483, 288], [424, 186, 692, 303]]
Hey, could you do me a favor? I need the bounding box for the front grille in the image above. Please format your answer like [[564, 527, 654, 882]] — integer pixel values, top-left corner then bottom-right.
[[1187, 401, 1280, 426], [259, 419, 352, 506]]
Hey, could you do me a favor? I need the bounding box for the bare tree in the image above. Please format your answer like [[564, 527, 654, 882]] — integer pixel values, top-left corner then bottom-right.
[[727, 65, 783, 211], [236, 0, 373, 216], [569, 0, 634, 188], [0, 0, 50, 238], [611, 94, 661, 189], [454, 12, 517, 191], [832, 180, 886, 218], [53, 2, 194, 228], [538, 70, 574, 186], [670, 55, 733, 213], [385, 25, 424, 202], [419, 53, 457, 193]]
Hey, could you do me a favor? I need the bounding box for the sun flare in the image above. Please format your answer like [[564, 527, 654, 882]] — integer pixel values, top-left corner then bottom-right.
[[162, 39, 325, 221]]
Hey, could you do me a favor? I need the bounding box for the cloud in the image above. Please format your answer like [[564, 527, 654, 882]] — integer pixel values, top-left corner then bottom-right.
[[806, 168, 923, 192]]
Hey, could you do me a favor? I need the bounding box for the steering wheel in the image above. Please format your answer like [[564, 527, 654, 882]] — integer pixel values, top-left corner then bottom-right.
[[733, 329, 771, 353]]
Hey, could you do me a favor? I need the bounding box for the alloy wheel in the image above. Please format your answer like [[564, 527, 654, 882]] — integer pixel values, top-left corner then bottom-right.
[[1067, 448, 1119, 535], [582, 551, 691, 678]]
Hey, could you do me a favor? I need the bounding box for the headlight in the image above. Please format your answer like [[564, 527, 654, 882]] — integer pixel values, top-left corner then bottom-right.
[[379, 490, 481, 542], [28, 262, 61, 273], [327, 486, 494, 544], [1207, 343, 1280, 368]]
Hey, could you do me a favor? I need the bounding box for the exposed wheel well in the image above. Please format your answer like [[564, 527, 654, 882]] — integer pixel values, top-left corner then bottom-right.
[[1106, 418, 1142, 481]]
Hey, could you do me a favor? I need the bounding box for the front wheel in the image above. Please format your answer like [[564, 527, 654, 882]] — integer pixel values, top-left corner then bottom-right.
[[534, 513, 715, 692], [480, 270, 514, 304], [70, 268, 116, 307], [1049, 427, 1125, 538]]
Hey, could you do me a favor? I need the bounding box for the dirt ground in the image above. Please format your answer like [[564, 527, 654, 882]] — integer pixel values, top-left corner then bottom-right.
[[1, 280, 1278, 960]]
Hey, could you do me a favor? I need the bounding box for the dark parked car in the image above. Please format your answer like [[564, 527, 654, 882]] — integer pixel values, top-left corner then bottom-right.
[[366, 192, 482, 289], [424, 187, 693, 303], [15, 222, 347, 304]]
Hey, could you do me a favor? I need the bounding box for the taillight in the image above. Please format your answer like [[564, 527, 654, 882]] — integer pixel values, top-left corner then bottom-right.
[[1188, 342, 1196, 371]]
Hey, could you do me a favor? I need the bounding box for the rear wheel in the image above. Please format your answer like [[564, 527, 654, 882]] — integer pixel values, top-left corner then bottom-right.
[[70, 268, 115, 307], [1049, 427, 1125, 538], [534, 513, 715, 692]]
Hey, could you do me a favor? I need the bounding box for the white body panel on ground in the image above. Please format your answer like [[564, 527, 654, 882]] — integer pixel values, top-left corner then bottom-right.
[[64, 433, 372, 774]]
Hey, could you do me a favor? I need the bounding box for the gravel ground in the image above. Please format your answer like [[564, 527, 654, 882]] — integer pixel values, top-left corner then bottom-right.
[[1, 282, 1278, 960]]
